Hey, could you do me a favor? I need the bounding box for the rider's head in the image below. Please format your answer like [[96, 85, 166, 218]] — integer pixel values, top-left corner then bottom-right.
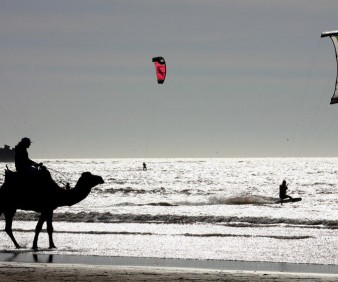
[[21, 137, 32, 148]]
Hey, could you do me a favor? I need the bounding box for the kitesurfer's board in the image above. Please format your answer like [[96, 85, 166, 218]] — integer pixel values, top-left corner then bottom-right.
[[275, 197, 302, 204]]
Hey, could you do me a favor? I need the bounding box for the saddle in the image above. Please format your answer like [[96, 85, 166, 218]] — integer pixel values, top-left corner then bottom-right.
[[4, 165, 54, 187]]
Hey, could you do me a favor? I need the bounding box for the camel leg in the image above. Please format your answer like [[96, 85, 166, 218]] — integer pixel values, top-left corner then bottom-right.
[[4, 209, 20, 249], [46, 211, 56, 249], [32, 213, 46, 249]]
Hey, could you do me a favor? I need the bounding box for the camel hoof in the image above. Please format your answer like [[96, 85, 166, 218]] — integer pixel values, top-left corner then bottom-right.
[[49, 245, 57, 249]]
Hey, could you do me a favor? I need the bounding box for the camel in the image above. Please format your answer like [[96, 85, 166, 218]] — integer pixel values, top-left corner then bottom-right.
[[0, 167, 104, 249]]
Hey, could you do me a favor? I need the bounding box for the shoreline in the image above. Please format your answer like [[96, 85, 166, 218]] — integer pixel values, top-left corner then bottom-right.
[[0, 262, 338, 282], [1, 252, 338, 275]]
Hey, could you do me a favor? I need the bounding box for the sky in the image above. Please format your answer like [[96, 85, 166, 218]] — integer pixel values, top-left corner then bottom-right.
[[1, 0, 338, 158]]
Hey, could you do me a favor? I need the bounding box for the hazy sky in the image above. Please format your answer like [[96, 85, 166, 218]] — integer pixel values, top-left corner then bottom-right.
[[1, 0, 338, 158]]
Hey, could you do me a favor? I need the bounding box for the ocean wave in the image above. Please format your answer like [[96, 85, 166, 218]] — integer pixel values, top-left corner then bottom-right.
[[306, 182, 335, 187], [105, 187, 167, 195], [12, 229, 153, 236], [9, 228, 314, 240], [183, 233, 313, 240], [145, 202, 177, 206], [113, 196, 276, 207], [114, 202, 178, 206], [209, 195, 275, 205], [10, 212, 338, 229]]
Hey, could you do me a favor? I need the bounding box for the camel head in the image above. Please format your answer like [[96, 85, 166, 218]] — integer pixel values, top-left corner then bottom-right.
[[75, 172, 104, 189]]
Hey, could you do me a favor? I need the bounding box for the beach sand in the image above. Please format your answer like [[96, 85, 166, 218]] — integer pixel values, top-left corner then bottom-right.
[[0, 262, 338, 281]]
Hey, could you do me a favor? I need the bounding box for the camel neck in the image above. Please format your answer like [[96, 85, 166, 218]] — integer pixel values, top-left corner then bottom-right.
[[65, 182, 91, 207]]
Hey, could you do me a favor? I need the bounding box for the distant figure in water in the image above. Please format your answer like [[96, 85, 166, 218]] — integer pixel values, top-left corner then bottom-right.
[[143, 162, 147, 171], [15, 137, 42, 174], [279, 180, 293, 204]]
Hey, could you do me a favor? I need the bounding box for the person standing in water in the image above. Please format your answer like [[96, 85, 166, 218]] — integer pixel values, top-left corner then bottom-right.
[[143, 162, 147, 171], [279, 180, 293, 204]]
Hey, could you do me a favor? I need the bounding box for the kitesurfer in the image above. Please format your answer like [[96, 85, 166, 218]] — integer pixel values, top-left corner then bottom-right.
[[15, 137, 42, 175], [279, 180, 293, 204]]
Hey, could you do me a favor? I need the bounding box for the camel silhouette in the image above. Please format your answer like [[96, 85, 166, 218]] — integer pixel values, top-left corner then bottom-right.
[[0, 168, 104, 249]]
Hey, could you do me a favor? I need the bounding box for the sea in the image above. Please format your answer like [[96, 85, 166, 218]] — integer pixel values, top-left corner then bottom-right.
[[1, 158, 338, 266]]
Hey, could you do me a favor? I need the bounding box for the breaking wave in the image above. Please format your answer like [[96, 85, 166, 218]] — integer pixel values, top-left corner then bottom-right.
[[9, 228, 314, 240], [111, 194, 278, 207], [209, 195, 275, 205], [10, 211, 338, 229]]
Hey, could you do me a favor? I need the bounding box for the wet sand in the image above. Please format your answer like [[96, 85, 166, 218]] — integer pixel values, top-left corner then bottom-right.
[[0, 262, 338, 281], [2, 252, 338, 275], [0, 253, 338, 281]]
